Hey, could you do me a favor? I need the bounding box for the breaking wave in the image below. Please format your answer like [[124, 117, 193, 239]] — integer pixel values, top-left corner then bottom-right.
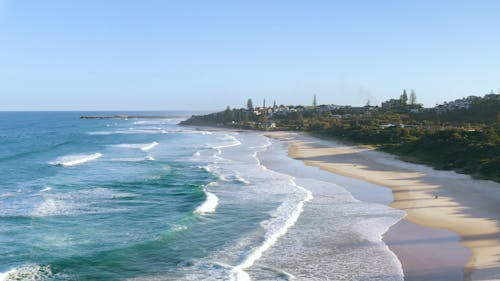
[[0, 264, 53, 281], [194, 186, 219, 215], [111, 142, 159, 151], [230, 179, 313, 281], [50, 153, 102, 167]]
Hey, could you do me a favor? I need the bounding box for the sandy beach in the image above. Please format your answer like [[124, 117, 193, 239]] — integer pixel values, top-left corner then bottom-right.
[[269, 132, 500, 281]]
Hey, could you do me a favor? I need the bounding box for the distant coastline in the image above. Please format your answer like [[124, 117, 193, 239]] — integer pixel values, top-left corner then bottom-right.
[[181, 92, 500, 183]]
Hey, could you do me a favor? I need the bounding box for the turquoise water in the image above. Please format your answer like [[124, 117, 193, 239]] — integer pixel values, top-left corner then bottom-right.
[[0, 112, 405, 281]]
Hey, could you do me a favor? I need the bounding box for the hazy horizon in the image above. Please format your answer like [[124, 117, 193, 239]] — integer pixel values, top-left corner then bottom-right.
[[1, 0, 499, 111]]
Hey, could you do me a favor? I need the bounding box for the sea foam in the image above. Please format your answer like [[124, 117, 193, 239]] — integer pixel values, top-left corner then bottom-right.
[[25, 188, 135, 217], [0, 264, 52, 281], [112, 142, 159, 151], [194, 187, 219, 215], [230, 179, 313, 281], [141, 142, 159, 151], [50, 153, 102, 167], [207, 135, 313, 280], [213, 135, 242, 150], [89, 128, 211, 136]]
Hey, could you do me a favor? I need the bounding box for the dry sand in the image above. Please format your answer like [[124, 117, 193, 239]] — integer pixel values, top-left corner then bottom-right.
[[269, 132, 500, 281]]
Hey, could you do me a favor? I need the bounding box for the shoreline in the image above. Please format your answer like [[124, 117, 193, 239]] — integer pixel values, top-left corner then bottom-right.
[[268, 131, 500, 281], [257, 133, 407, 280]]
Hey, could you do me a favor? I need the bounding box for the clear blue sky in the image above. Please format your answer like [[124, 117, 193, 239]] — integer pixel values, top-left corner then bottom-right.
[[1, 0, 499, 111]]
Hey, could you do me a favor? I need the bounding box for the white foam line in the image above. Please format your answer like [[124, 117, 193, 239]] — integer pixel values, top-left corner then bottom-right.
[[236, 175, 250, 185], [249, 138, 272, 150], [381, 220, 406, 280], [251, 137, 273, 169], [200, 165, 212, 173], [259, 265, 296, 280], [108, 157, 151, 162], [110, 142, 159, 151], [252, 151, 267, 170], [230, 179, 313, 281], [194, 187, 219, 215], [229, 137, 311, 280], [141, 142, 159, 151], [250, 134, 404, 281], [89, 130, 163, 135], [213, 141, 242, 150], [213, 134, 242, 150], [50, 153, 102, 167]]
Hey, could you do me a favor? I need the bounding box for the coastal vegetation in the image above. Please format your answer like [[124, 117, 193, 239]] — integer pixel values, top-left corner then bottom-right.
[[181, 91, 500, 182]]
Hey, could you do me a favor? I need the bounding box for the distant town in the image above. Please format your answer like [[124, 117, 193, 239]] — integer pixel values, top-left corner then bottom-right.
[[184, 90, 499, 130]]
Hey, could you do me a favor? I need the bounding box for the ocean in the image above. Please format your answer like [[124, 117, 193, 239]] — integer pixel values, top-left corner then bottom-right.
[[0, 112, 405, 281]]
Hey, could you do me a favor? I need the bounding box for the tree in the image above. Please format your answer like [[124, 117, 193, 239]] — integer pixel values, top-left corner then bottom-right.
[[297, 112, 304, 123], [410, 90, 417, 105], [313, 95, 317, 109], [400, 89, 408, 105], [365, 99, 371, 107], [223, 106, 234, 121], [247, 98, 254, 111]]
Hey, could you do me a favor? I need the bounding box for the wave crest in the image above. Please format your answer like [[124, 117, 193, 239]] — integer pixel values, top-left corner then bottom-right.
[[50, 153, 102, 167], [112, 142, 159, 151], [194, 187, 219, 215]]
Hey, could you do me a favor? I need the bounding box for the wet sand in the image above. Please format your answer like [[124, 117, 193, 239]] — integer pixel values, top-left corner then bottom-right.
[[385, 220, 470, 281], [269, 132, 500, 281]]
